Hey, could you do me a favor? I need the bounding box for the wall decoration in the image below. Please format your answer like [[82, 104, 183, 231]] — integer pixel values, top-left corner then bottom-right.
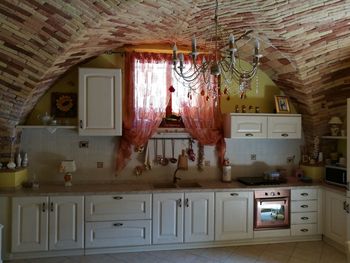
[[274, 95, 290, 113], [51, 92, 77, 118]]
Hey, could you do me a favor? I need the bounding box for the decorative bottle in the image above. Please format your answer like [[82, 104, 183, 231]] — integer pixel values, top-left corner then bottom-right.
[[222, 158, 232, 182], [16, 153, 22, 168], [22, 152, 28, 167]]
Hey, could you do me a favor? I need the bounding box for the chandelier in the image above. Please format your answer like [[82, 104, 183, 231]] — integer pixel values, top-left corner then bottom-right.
[[172, 0, 263, 100]]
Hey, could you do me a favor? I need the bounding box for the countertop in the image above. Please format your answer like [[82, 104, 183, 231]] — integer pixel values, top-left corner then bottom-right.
[[0, 177, 346, 197]]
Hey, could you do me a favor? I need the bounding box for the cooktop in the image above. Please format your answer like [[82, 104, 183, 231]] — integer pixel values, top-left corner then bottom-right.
[[237, 176, 287, 186]]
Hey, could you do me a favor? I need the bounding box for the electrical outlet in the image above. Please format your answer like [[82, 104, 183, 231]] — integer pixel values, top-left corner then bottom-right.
[[287, 155, 295, 163], [97, 162, 104, 168], [250, 154, 256, 160], [79, 141, 89, 148]]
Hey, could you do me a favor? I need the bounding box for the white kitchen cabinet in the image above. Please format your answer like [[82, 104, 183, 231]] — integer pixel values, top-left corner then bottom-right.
[[49, 196, 84, 250], [268, 116, 301, 139], [184, 192, 214, 243], [12, 197, 49, 252], [85, 220, 151, 248], [12, 196, 84, 253], [153, 192, 214, 244], [79, 68, 122, 136], [153, 193, 184, 244], [215, 191, 253, 240], [223, 113, 302, 139], [85, 194, 151, 221], [224, 114, 267, 138], [290, 188, 320, 236], [324, 190, 347, 245]]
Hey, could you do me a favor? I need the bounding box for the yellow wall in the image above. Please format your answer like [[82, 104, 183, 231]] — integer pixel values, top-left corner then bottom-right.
[[27, 51, 291, 124]]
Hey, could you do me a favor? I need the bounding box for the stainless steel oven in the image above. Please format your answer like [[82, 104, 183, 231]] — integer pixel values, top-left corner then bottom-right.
[[254, 189, 290, 230]]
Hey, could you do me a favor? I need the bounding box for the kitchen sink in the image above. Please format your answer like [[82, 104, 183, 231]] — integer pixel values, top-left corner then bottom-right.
[[153, 182, 202, 189]]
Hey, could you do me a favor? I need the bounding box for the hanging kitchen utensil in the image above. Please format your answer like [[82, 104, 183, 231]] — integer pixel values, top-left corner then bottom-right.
[[144, 142, 151, 170], [170, 139, 177, 163], [153, 139, 159, 165], [197, 143, 204, 171], [160, 139, 169, 166], [187, 139, 196, 161]]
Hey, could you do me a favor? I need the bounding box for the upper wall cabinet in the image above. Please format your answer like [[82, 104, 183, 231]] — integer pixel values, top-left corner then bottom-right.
[[79, 68, 122, 136], [224, 113, 302, 139]]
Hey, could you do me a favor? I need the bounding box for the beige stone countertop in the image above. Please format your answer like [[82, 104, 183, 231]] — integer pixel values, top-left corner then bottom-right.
[[0, 177, 345, 197]]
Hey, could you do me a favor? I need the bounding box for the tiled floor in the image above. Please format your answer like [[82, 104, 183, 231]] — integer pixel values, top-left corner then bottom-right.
[[6, 241, 347, 263]]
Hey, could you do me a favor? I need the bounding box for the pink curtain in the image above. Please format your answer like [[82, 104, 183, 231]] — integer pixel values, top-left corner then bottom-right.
[[116, 52, 172, 171]]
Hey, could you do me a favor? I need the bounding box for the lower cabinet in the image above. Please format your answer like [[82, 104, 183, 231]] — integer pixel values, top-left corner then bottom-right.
[[152, 192, 214, 244], [12, 196, 84, 252], [215, 191, 253, 240], [324, 189, 347, 245]]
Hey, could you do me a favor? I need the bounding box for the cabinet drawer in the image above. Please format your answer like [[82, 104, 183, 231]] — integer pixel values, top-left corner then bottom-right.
[[225, 116, 267, 138], [291, 189, 317, 201], [291, 200, 317, 212], [85, 194, 151, 221], [267, 116, 301, 139], [85, 220, 151, 248], [291, 212, 317, 224], [291, 224, 317, 236]]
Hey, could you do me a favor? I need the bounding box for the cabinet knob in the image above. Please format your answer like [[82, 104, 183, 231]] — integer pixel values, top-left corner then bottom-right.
[[245, 133, 253, 137], [185, 198, 189, 208], [301, 216, 309, 220], [230, 193, 239, 196], [113, 223, 123, 227], [42, 202, 46, 213], [300, 193, 308, 196], [79, 120, 83, 129], [281, 133, 289, 137], [113, 196, 123, 200], [50, 202, 54, 212], [300, 228, 309, 232], [301, 204, 308, 208]]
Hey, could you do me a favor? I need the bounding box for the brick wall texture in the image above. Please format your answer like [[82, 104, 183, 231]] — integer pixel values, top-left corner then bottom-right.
[[1, 0, 350, 161]]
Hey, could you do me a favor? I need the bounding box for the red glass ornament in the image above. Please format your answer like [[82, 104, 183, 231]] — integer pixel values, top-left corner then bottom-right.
[[169, 85, 175, 93]]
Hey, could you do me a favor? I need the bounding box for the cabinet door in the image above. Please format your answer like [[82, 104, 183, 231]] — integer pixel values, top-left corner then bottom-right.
[[153, 193, 184, 244], [12, 197, 49, 252], [85, 194, 151, 221], [324, 190, 347, 245], [227, 115, 267, 138], [268, 116, 301, 139], [184, 192, 214, 243], [49, 196, 84, 250], [79, 68, 122, 136], [215, 191, 253, 240]]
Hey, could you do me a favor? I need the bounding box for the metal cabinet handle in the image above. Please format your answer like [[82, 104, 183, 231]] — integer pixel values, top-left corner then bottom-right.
[[245, 133, 253, 137], [80, 120, 83, 129], [42, 202, 46, 212], [301, 216, 309, 220], [300, 193, 308, 196], [301, 205, 308, 208], [300, 228, 309, 232], [230, 193, 239, 196], [281, 133, 289, 137], [113, 196, 123, 200], [113, 223, 123, 227], [50, 202, 54, 212], [185, 198, 189, 207], [178, 198, 182, 208]]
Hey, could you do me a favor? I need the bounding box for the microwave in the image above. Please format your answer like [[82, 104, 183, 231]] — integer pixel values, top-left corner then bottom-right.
[[325, 165, 347, 187]]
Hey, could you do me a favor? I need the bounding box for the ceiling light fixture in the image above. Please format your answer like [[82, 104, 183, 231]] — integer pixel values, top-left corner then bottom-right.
[[172, 0, 262, 100]]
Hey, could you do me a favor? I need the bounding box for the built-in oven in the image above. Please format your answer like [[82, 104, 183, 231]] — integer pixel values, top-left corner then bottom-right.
[[254, 189, 290, 230]]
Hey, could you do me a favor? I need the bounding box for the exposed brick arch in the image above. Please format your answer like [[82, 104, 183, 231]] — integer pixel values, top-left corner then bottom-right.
[[1, 0, 350, 160]]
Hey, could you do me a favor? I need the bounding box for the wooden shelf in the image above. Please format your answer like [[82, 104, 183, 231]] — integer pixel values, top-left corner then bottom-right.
[[321, 136, 347, 140]]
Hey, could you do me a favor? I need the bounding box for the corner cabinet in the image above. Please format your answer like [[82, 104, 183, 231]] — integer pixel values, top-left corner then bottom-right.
[[223, 113, 302, 139], [78, 68, 122, 136]]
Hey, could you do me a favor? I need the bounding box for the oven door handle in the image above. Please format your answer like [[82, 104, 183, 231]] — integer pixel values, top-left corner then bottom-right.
[[259, 199, 287, 205]]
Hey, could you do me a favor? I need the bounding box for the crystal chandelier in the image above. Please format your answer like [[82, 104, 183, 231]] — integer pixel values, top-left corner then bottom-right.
[[172, 0, 263, 100]]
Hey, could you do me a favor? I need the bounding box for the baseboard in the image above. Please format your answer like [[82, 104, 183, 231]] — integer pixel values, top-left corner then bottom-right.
[[322, 235, 347, 253]]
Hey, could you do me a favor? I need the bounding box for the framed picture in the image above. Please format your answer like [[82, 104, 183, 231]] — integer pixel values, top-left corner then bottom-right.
[[51, 92, 77, 118], [274, 95, 291, 113]]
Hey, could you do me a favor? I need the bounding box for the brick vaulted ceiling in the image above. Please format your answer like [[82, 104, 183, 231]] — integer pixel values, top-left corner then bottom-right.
[[1, 0, 350, 159]]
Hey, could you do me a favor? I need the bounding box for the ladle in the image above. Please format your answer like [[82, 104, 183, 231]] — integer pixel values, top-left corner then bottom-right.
[[170, 139, 177, 163], [160, 139, 169, 166]]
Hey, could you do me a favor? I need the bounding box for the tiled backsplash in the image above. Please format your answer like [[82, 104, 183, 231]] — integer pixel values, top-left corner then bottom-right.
[[20, 129, 302, 184]]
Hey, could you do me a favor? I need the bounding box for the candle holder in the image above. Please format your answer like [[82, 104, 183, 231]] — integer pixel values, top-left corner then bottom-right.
[[328, 116, 342, 136]]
